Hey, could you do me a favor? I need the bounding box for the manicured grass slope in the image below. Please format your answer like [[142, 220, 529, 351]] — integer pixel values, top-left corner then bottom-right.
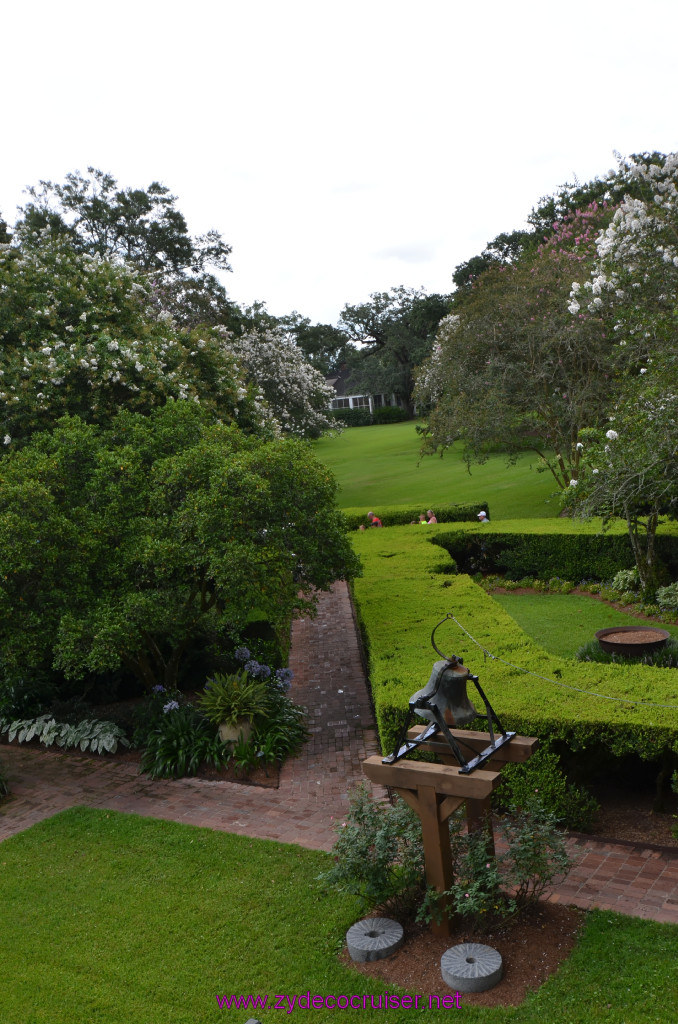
[[314, 422, 558, 518], [1, 808, 676, 1024], [350, 527, 678, 759], [493, 592, 678, 659]]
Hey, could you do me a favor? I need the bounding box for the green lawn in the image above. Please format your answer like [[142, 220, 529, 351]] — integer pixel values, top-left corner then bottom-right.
[[314, 422, 559, 519], [1, 808, 677, 1024], [492, 592, 678, 659]]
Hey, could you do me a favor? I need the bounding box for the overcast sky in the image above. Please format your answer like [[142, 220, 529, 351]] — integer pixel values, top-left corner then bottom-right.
[[2, 0, 677, 324]]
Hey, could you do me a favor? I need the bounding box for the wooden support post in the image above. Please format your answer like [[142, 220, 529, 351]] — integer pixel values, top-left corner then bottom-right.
[[362, 733, 536, 936], [417, 786, 455, 937]]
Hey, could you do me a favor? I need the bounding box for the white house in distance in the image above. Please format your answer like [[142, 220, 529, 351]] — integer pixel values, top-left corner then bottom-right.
[[326, 367, 401, 414]]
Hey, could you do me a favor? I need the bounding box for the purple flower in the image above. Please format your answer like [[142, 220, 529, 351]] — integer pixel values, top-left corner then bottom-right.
[[234, 647, 251, 663], [275, 667, 293, 691], [163, 700, 180, 713], [152, 685, 166, 694]]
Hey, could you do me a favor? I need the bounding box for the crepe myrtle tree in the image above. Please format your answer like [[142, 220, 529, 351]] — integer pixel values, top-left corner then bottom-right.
[[0, 236, 270, 447], [0, 403, 359, 695], [568, 151, 678, 368], [568, 367, 678, 597], [224, 327, 336, 438], [414, 203, 614, 488]]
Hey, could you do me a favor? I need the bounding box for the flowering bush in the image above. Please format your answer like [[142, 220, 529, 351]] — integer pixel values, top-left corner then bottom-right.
[[0, 237, 265, 446], [415, 202, 615, 488], [224, 328, 336, 438]]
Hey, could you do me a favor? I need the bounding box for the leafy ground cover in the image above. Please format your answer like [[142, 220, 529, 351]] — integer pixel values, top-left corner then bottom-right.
[[1, 807, 677, 1024], [314, 421, 558, 518], [492, 592, 678, 659]]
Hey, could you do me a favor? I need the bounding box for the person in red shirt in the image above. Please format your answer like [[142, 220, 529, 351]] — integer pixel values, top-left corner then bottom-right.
[[367, 511, 383, 527]]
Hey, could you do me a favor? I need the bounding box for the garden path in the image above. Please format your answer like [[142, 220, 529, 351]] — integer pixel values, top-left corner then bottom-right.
[[1, 582, 678, 924]]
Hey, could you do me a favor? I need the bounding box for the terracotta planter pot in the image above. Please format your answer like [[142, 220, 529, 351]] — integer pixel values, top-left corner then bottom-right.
[[217, 719, 253, 744]]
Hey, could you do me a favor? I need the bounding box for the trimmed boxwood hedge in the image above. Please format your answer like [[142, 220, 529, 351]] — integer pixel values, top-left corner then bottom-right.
[[349, 524, 678, 770], [430, 518, 678, 583], [343, 502, 489, 531]]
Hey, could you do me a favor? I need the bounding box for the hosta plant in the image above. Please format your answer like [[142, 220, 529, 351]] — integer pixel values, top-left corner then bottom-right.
[[0, 714, 129, 754]]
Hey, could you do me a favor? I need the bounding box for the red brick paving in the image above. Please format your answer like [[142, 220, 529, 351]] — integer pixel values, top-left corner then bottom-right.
[[1, 581, 678, 924]]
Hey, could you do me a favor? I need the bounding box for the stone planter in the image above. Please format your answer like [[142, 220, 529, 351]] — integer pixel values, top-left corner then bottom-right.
[[217, 719, 253, 744], [595, 626, 670, 657]]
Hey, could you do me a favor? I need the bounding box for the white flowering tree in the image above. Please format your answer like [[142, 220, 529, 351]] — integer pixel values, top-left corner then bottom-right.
[[0, 236, 268, 446], [568, 152, 678, 368], [414, 203, 614, 488], [569, 366, 678, 595], [225, 327, 336, 438]]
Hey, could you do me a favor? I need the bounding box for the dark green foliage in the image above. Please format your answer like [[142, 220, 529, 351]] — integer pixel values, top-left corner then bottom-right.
[[328, 407, 373, 427], [433, 529, 678, 582], [251, 689, 308, 764], [197, 671, 270, 728], [0, 403, 358, 699], [342, 502, 488, 530], [230, 735, 261, 776], [0, 757, 8, 799], [139, 705, 231, 779], [0, 668, 57, 719], [372, 405, 411, 424], [576, 636, 678, 669], [339, 287, 451, 413], [495, 745, 600, 832], [17, 167, 231, 277], [319, 784, 426, 914]]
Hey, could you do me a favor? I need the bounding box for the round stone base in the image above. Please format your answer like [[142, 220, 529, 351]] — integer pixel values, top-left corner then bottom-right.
[[346, 917, 404, 962], [441, 942, 503, 993]]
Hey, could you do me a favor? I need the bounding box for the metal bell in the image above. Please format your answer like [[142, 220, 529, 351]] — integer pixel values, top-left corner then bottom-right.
[[409, 659, 477, 727]]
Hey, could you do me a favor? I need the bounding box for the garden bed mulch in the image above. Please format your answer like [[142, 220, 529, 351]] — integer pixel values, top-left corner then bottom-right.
[[0, 729, 281, 788], [340, 901, 584, 1007]]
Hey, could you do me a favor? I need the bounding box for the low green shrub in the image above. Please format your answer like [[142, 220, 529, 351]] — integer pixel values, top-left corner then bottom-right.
[[611, 568, 641, 593], [342, 502, 488, 531], [323, 784, 571, 931], [422, 800, 572, 930], [0, 714, 129, 754], [328, 407, 373, 427], [372, 405, 411, 424], [495, 745, 600, 832], [576, 636, 678, 669], [251, 689, 308, 764], [139, 705, 231, 779], [656, 582, 678, 615], [318, 783, 426, 914]]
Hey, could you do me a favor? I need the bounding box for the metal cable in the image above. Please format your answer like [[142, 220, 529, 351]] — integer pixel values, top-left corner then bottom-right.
[[447, 612, 678, 711]]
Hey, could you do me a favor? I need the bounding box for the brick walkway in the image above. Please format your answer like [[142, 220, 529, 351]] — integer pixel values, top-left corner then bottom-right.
[[1, 582, 678, 924]]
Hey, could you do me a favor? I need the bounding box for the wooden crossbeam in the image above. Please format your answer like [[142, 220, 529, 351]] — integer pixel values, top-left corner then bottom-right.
[[362, 755, 500, 799]]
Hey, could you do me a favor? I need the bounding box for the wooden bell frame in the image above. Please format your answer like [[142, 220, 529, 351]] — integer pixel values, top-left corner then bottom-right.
[[363, 727, 538, 937]]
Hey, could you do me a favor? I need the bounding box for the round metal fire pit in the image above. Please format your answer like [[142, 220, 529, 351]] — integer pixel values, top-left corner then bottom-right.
[[595, 626, 670, 656]]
